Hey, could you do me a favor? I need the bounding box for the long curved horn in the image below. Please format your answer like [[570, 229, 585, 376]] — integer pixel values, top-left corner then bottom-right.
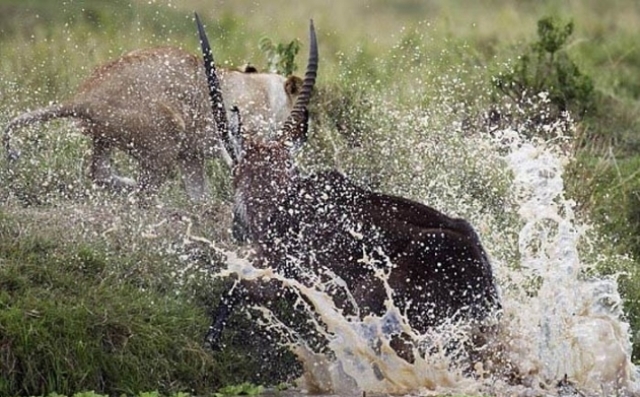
[[279, 19, 318, 143], [194, 12, 236, 165]]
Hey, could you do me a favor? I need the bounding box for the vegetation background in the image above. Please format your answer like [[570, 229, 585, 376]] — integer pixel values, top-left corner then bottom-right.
[[1, 0, 640, 396]]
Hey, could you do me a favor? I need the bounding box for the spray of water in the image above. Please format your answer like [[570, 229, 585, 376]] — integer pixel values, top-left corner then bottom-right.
[[211, 122, 640, 396], [490, 129, 639, 396], [2, 12, 637, 396]]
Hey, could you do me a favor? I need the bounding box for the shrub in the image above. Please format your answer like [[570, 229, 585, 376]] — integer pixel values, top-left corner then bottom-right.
[[258, 36, 301, 76], [493, 16, 596, 125]]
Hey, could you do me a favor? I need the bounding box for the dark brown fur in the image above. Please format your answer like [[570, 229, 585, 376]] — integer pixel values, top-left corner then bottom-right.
[[198, 17, 501, 364]]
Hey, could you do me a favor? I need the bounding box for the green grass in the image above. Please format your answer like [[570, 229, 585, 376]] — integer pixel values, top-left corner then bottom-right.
[[0, 210, 216, 396], [0, 203, 302, 396], [2, 0, 640, 395]]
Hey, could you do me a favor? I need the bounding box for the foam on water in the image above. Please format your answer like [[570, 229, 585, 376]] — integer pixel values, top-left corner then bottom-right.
[[215, 128, 640, 396]]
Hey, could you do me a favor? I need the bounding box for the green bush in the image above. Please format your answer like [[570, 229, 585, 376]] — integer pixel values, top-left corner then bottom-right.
[[258, 36, 301, 76], [494, 16, 596, 123]]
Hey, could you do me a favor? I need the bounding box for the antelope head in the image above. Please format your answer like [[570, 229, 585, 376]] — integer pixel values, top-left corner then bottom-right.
[[196, 14, 318, 237]]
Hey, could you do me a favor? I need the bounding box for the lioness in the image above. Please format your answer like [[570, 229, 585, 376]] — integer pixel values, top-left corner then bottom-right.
[[3, 46, 302, 201]]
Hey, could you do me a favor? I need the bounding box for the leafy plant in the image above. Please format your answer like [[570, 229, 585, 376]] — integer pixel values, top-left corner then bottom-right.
[[214, 382, 264, 397], [30, 392, 191, 397], [136, 392, 161, 397], [258, 36, 301, 76], [494, 16, 595, 121], [71, 392, 109, 397]]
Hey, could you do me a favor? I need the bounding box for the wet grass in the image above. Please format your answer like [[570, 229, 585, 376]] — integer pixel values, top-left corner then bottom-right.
[[0, 201, 305, 396], [0, 209, 215, 396], [2, 0, 640, 395]]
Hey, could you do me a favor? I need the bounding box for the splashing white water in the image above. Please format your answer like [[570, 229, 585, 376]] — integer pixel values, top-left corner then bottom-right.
[[491, 130, 639, 396], [213, 128, 639, 396]]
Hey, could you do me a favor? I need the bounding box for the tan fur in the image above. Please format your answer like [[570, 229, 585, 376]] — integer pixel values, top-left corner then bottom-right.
[[3, 46, 302, 201], [218, 69, 302, 139]]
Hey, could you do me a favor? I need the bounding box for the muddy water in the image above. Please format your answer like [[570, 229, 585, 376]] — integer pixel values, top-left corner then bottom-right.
[[213, 126, 639, 397]]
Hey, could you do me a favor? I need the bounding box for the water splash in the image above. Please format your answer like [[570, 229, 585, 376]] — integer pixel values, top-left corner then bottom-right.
[[493, 130, 639, 396], [215, 126, 640, 396]]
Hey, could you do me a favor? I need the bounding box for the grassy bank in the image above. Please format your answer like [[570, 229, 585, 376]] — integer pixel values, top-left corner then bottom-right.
[[0, 202, 303, 396], [2, 0, 640, 395]]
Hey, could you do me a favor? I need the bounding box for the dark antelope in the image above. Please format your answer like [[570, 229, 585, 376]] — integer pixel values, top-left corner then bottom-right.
[[196, 14, 501, 362]]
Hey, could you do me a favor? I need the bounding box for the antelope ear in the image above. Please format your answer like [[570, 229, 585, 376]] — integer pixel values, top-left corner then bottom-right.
[[229, 106, 245, 162]]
